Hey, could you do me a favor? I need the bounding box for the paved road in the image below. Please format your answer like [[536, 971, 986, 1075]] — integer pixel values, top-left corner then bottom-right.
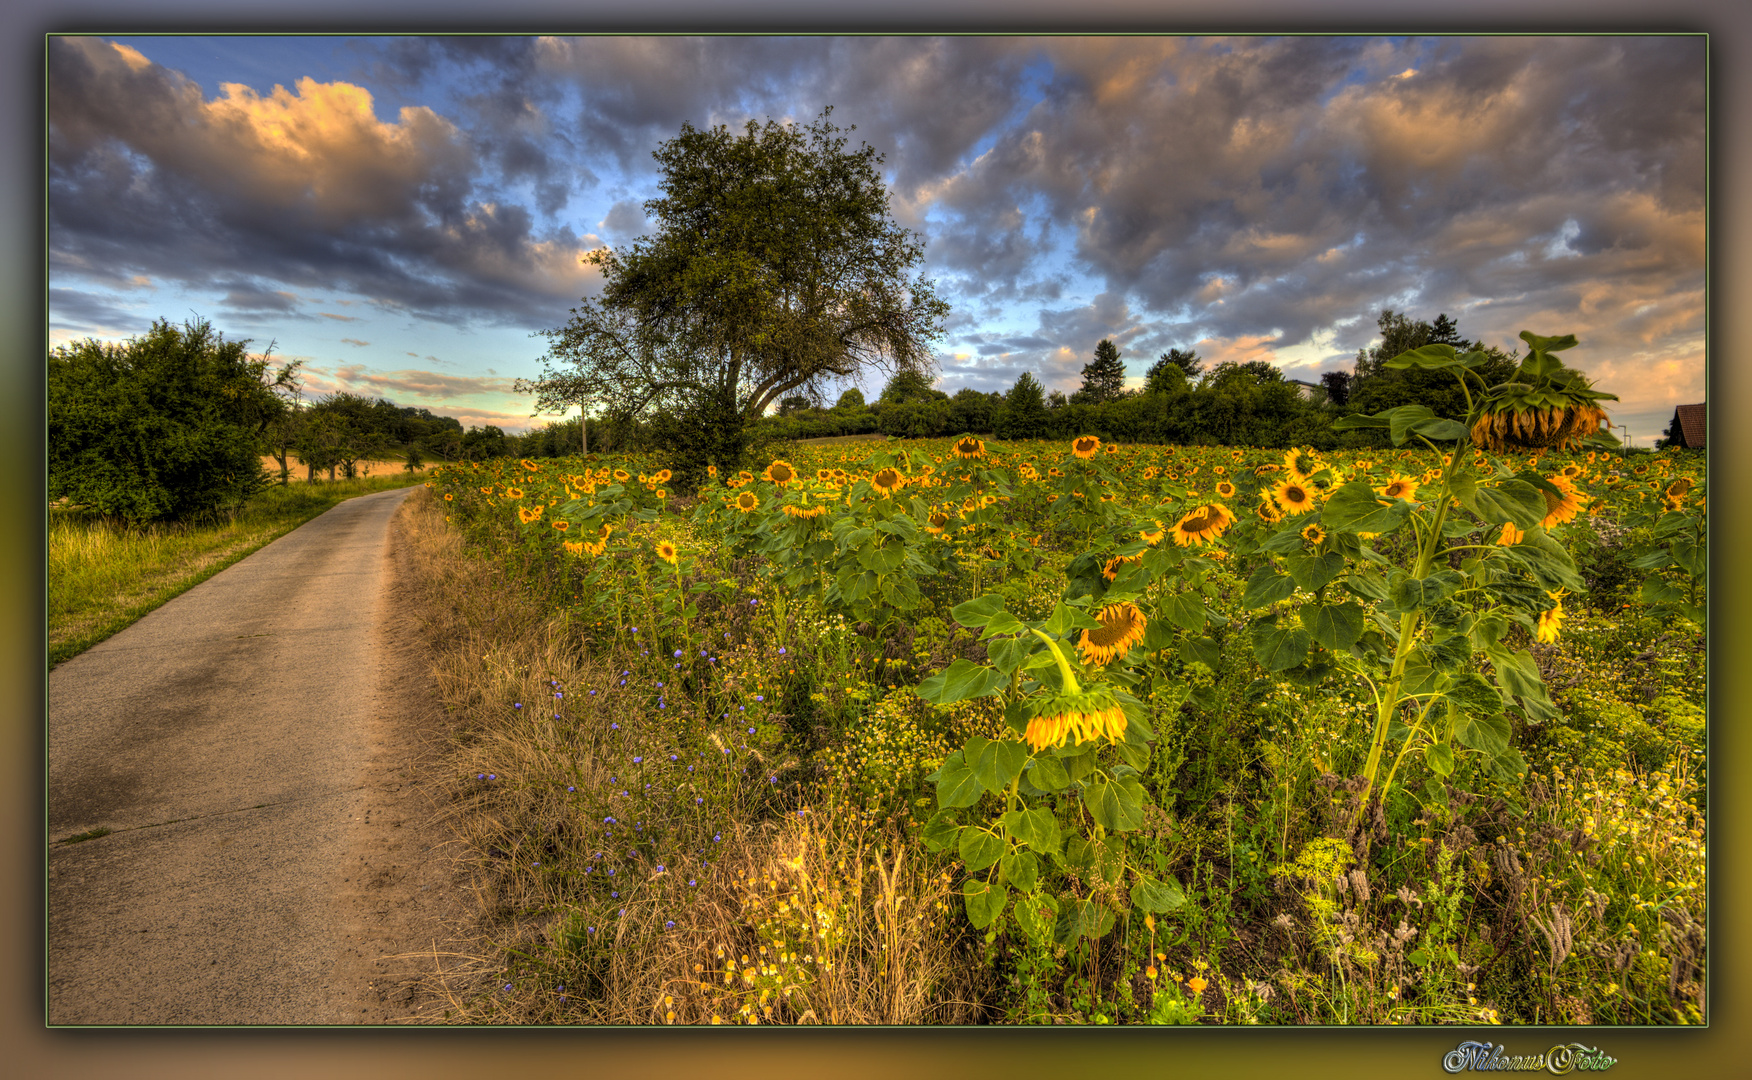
[[47, 485, 444, 1025]]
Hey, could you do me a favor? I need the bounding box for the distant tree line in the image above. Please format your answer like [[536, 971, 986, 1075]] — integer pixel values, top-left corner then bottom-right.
[[725, 311, 1522, 451]]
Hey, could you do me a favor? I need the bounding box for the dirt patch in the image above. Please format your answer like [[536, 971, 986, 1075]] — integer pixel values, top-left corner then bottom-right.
[[316, 495, 483, 1022]]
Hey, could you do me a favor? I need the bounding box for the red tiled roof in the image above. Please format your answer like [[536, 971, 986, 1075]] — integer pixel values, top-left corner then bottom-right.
[[1674, 404, 1705, 449]]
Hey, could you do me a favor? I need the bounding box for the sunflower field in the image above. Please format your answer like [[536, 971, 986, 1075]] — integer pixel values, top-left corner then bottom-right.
[[423, 339, 1705, 1026]]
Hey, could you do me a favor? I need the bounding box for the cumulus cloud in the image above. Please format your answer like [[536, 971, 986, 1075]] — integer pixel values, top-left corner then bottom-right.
[[301, 362, 520, 401]]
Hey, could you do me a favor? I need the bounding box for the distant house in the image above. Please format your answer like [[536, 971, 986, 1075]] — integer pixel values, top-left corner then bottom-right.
[[1286, 379, 1322, 401], [1670, 403, 1706, 449]]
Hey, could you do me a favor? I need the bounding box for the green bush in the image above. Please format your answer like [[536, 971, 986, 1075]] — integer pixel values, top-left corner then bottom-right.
[[50, 317, 287, 523]]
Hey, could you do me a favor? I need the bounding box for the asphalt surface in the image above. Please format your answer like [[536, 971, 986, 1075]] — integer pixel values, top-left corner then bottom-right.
[[46, 485, 453, 1025]]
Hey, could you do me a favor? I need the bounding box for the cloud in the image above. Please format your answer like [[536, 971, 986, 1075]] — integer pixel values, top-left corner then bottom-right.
[[217, 279, 301, 313], [300, 362, 520, 402], [318, 312, 360, 322], [340, 337, 370, 347], [47, 287, 152, 335], [49, 37, 604, 328]]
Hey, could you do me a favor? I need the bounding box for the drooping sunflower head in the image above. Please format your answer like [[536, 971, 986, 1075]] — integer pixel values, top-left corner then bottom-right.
[[655, 540, 679, 565], [562, 540, 585, 556], [1078, 602, 1148, 666], [1273, 479, 1316, 515], [521, 458, 541, 472], [871, 466, 906, 496], [1024, 683, 1128, 753], [1379, 474, 1419, 501], [1171, 503, 1235, 547], [734, 491, 760, 512], [1301, 522, 1327, 546], [764, 460, 797, 485], [952, 436, 986, 460], [1072, 435, 1102, 459]]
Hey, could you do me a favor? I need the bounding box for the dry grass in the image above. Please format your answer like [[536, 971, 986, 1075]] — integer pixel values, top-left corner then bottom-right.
[[391, 486, 986, 1024]]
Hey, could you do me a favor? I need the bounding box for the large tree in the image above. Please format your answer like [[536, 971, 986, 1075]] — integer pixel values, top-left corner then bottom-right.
[[523, 107, 950, 477], [1074, 339, 1127, 404]]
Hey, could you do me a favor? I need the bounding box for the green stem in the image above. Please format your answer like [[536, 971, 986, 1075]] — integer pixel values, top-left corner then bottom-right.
[[1028, 628, 1081, 695]]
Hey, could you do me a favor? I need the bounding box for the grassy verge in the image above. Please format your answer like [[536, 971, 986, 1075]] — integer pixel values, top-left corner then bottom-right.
[[393, 487, 986, 1024], [49, 472, 429, 667]]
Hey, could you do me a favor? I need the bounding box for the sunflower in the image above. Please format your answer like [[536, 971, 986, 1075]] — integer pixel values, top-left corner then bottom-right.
[[1301, 523, 1326, 545], [707, 464, 719, 478], [521, 459, 541, 472], [1078, 602, 1148, 666], [551, 519, 570, 531], [981, 546, 1005, 561], [1256, 500, 1282, 524], [1284, 448, 1322, 482], [1254, 464, 1282, 477], [1273, 479, 1317, 516], [1497, 521, 1525, 546], [1538, 475, 1590, 528], [1378, 474, 1419, 501], [518, 505, 544, 524], [506, 486, 525, 500], [1215, 480, 1237, 499], [871, 466, 906, 496], [1101, 552, 1144, 581], [763, 460, 798, 484], [952, 436, 986, 460], [1171, 503, 1235, 547], [734, 491, 760, 512], [1212, 465, 1227, 476], [654, 469, 673, 483], [1560, 464, 1582, 479], [924, 511, 952, 535], [562, 540, 585, 556], [1534, 592, 1566, 644], [613, 469, 631, 482], [1024, 683, 1128, 753], [1072, 435, 1102, 459], [1140, 522, 1166, 546], [1665, 477, 1693, 500], [655, 540, 679, 565]]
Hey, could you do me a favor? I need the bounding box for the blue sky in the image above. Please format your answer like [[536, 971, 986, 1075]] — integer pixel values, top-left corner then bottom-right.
[[48, 34, 1706, 441]]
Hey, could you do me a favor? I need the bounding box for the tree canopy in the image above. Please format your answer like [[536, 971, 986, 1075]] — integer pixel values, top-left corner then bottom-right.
[[523, 107, 950, 476], [50, 317, 294, 522]]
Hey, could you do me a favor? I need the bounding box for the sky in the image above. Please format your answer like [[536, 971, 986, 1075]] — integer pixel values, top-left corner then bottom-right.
[[46, 34, 1706, 442]]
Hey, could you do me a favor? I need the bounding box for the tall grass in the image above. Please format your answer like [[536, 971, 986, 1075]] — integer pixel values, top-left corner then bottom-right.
[[392, 487, 988, 1024], [49, 472, 428, 666]]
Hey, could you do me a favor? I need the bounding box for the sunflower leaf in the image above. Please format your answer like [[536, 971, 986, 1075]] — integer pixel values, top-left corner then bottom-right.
[[959, 826, 1004, 872], [1321, 480, 1411, 535], [1167, 590, 1206, 631], [1253, 620, 1312, 672], [1461, 479, 1546, 530], [962, 878, 1007, 930], [951, 592, 1009, 628], [1384, 344, 1461, 370], [1129, 875, 1187, 913], [1300, 601, 1366, 651], [1387, 404, 1438, 445], [1285, 550, 1346, 592], [933, 750, 983, 809], [1179, 635, 1222, 670], [916, 659, 1005, 705], [1242, 564, 1297, 609]]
